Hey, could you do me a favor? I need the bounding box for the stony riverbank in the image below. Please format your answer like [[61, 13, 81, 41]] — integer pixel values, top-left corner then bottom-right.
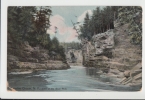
[[8, 40, 70, 72]]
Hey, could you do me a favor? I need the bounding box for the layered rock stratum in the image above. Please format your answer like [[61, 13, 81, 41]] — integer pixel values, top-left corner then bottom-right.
[[7, 41, 70, 72], [81, 23, 142, 86]]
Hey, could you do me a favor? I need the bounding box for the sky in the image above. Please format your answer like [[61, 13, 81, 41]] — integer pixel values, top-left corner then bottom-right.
[[46, 6, 98, 43]]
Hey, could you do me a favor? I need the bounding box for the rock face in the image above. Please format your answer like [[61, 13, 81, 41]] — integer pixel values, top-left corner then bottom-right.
[[92, 29, 115, 55], [81, 38, 95, 66], [7, 41, 70, 72], [66, 49, 82, 65], [82, 29, 115, 67], [81, 23, 142, 86]]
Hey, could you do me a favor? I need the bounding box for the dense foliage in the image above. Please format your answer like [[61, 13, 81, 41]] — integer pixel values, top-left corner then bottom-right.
[[78, 6, 118, 41], [8, 6, 66, 61], [118, 6, 142, 46], [77, 6, 142, 46], [8, 6, 51, 46]]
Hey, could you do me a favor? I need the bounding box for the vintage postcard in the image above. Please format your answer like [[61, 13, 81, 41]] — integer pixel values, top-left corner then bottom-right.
[[7, 6, 142, 92], [1, 0, 145, 99]]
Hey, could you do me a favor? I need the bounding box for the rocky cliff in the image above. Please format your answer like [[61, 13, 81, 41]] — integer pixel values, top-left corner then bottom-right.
[[65, 49, 82, 66], [7, 40, 70, 72], [81, 23, 142, 86]]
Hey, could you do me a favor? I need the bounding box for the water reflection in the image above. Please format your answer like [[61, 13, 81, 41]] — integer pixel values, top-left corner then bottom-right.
[[85, 67, 115, 83], [8, 66, 141, 91], [86, 67, 99, 77]]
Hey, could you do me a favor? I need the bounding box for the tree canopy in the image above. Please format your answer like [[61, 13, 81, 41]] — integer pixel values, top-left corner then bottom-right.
[[77, 6, 142, 46], [78, 6, 118, 41], [8, 6, 66, 61]]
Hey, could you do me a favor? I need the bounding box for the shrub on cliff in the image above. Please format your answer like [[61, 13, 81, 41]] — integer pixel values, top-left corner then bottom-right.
[[118, 6, 142, 46]]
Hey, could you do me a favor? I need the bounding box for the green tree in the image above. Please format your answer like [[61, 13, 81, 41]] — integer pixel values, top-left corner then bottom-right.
[[8, 6, 36, 43], [78, 6, 118, 41], [8, 6, 68, 62], [79, 12, 92, 40], [51, 37, 59, 52], [32, 6, 52, 35], [118, 6, 142, 45]]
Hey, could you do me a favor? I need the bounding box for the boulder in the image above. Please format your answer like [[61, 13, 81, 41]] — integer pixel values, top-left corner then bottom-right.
[[124, 70, 130, 78], [92, 29, 115, 55], [120, 62, 142, 85]]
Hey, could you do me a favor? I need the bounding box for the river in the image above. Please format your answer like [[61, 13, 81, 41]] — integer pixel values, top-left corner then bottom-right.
[[8, 66, 141, 91]]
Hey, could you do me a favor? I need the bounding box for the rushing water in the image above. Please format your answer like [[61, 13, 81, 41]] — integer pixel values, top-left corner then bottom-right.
[[8, 66, 141, 91]]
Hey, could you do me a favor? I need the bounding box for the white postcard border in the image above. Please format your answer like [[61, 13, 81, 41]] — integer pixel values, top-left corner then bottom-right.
[[1, 0, 145, 99]]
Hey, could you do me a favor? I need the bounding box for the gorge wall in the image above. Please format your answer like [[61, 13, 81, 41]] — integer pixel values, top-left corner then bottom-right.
[[7, 40, 70, 72], [65, 49, 82, 66], [81, 23, 142, 86]]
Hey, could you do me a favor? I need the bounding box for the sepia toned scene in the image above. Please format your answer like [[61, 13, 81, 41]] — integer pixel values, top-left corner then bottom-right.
[[7, 6, 142, 91]]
